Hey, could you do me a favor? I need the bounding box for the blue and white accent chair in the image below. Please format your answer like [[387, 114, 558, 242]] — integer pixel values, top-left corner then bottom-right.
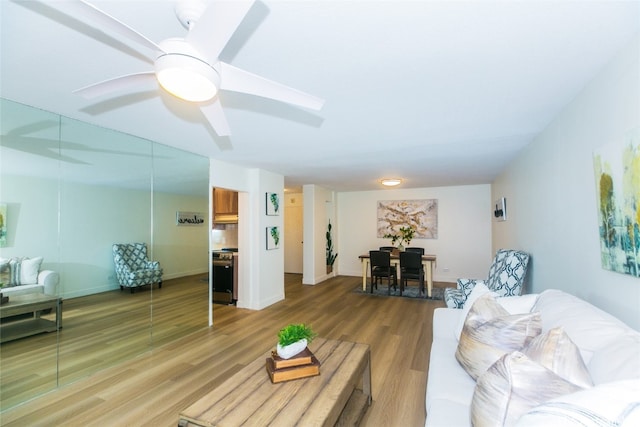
[[112, 243, 163, 293], [444, 249, 530, 309]]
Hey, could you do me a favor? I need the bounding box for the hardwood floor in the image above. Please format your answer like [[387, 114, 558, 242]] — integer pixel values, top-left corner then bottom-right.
[[0, 274, 448, 426]]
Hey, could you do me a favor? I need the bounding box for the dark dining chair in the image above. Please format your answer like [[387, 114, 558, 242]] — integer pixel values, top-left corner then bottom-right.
[[379, 246, 395, 252], [399, 251, 425, 296], [369, 250, 397, 294], [405, 247, 425, 255]]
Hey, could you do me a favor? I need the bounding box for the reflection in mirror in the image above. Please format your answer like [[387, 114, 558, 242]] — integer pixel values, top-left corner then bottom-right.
[[57, 116, 154, 387], [0, 99, 61, 408], [0, 98, 210, 410], [151, 143, 210, 346]]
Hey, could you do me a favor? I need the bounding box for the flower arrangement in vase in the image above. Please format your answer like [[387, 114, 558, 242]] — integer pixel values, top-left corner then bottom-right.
[[383, 226, 416, 251]]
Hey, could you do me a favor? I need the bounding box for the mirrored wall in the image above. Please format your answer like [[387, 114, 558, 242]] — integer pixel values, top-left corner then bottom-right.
[[0, 98, 210, 409]]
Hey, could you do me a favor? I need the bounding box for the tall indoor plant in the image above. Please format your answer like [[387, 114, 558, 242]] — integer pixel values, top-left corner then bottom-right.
[[326, 221, 338, 273]]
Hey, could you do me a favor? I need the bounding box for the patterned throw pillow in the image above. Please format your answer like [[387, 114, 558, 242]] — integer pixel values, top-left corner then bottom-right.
[[470, 327, 594, 426], [521, 327, 593, 389], [7, 257, 24, 286], [471, 352, 585, 427], [456, 293, 542, 380], [0, 258, 10, 286]]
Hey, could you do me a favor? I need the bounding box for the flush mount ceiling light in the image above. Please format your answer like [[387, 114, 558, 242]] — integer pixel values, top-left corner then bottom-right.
[[381, 178, 402, 187], [155, 44, 220, 102]]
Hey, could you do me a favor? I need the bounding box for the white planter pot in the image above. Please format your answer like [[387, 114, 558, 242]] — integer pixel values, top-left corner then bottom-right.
[[276, 338, 307, 359]]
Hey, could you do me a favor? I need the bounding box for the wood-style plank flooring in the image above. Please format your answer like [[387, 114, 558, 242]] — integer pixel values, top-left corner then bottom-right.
[[1, 274, 448, 426]]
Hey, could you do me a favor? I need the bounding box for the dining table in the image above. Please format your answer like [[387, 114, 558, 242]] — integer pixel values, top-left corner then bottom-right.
[[358, 252, 437, 298]]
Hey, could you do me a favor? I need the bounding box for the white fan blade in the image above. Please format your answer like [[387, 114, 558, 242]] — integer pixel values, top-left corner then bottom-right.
[[186, 0, 255, 63], [219, 62, 325, 111], [200, 99, 231, 136], [68, 0, 164, 53], [74, 72, 157, 99]]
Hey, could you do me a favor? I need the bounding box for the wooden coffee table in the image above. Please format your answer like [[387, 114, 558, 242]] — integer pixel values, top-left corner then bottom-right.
[[179, 337, 372, 427], [0, 293, 62, 343]]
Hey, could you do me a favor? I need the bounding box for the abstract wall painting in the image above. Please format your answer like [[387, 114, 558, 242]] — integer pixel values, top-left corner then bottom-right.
[[0, 203, 6, 247], [593, 128, 640, 277], [377, 199, 438, 239]]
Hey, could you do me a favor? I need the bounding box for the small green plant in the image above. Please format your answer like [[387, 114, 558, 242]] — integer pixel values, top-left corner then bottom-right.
[[277, 323, 317, 346]]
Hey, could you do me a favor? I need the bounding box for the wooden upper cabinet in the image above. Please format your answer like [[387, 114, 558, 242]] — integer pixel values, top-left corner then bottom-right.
[[213, 188, 238, 215]]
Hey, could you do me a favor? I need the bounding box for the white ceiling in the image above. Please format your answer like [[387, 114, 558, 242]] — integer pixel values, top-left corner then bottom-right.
[[2, 0, 639, 192]]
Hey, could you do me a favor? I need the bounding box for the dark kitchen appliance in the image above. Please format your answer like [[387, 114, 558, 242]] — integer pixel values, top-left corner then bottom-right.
[[212, 248, 237, 304]]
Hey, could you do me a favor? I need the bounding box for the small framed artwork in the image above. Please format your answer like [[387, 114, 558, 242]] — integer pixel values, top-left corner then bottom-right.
[[266, 226, 280, 250], [266, 192, 280, 216], [176, 211, 205, 226]]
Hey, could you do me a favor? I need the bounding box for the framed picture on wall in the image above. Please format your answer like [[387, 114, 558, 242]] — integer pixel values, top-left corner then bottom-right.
[[266, 192, 280, 216], [266, 226, 280, 250], [176, 211, 205, 226], [0, 203, 7, 247]]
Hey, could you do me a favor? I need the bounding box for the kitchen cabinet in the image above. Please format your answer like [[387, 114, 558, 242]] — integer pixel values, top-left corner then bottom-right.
[[213, 188, 238, 215]]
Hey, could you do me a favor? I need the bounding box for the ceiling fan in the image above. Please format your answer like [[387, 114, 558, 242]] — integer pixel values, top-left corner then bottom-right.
[[69, 0, 324, 136]]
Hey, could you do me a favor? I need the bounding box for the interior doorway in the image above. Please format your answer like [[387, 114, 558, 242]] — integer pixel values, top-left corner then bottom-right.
[[284, 193, 303, 274]]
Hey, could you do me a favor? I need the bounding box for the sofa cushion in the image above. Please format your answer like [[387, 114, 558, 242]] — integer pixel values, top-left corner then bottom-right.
[[532, 289, 632, 364], [456, 293, 542, 380], [471, 351, 585, 427], [587, 331, 640, 384], [515, 379, 640, 427]]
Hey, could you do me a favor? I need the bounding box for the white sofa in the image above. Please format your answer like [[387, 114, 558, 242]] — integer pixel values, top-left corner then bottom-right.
[[0, 256, 60, 297], [426, 288, 640, 426]]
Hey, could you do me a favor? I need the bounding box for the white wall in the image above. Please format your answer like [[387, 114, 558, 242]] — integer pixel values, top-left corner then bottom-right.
[[210, 160, 285, 310], [492, 35, 640, 329], [336, 184, 492, 282]]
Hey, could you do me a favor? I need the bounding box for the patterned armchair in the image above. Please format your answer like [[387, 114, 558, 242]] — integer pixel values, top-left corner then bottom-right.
[[112, 243, 163, 293], [444, 249, 530, 309]]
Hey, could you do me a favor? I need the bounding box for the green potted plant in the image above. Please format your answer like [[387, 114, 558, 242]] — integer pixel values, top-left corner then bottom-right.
[[383, 226, 416, 251], [326, 221, 338, 273], [276, 323, 317, 359]]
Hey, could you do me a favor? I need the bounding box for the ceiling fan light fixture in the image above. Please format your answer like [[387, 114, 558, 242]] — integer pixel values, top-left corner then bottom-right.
[[155, 53, 220, 102], [381, 178, 402, 187]]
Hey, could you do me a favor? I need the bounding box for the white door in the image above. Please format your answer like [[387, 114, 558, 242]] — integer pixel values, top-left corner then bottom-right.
[[284, 197, 303, 274]]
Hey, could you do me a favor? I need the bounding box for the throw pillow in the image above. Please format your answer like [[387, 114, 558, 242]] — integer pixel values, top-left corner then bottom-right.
[[515, 379, 640, 427], [8, 257, 24, 286], [0, 257, 9, 286], [20, 257, 43, 285], [470, 351, 585, 427], [456, 293, 542, 380], [454, 282, 494, 340], [521, 327, 593, 389]]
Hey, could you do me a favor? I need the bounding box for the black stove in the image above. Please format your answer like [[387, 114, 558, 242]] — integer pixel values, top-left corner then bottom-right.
[[212, 248, 238, 305]]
